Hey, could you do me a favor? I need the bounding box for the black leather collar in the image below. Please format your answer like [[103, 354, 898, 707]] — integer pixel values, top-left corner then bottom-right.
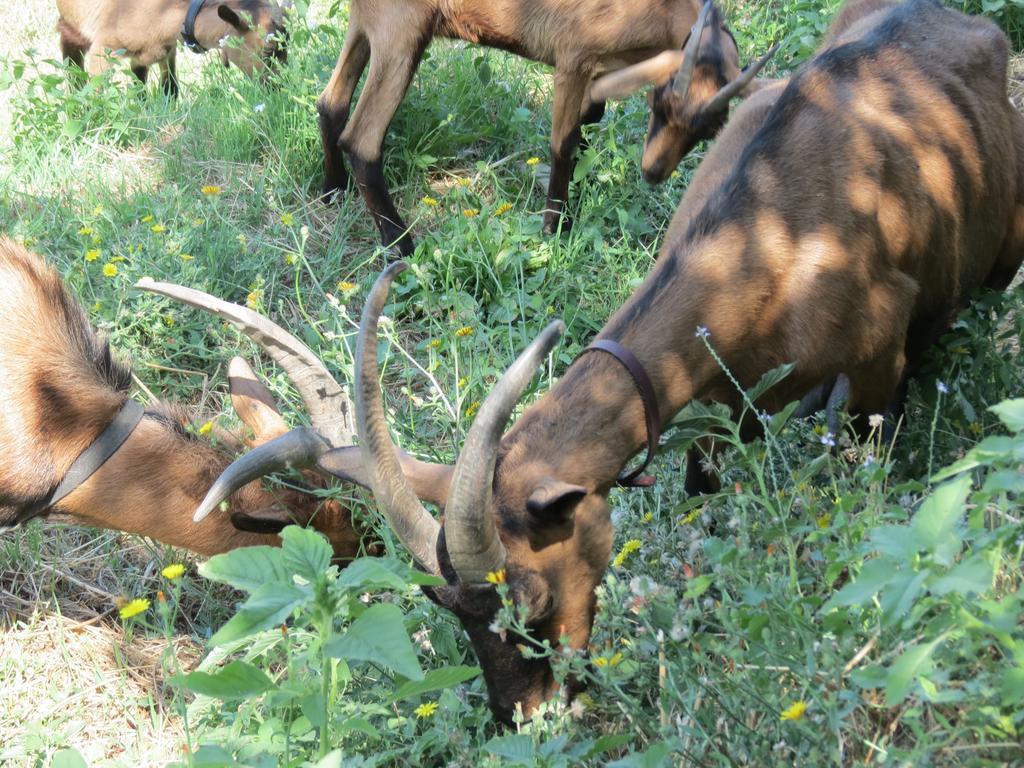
[[46, 399, 146, 511], [182, 0, 209, 53]]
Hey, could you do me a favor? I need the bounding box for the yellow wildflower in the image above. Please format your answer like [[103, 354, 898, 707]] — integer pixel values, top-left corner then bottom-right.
[[457, 377, 469, 388], [280, 212, 294, 226], [151, 224, 167, 234], [202, 185, 222, 196], [816, 514, 831, 529], [454, 326, 474, 337], [780, 701, 808, 721], [428, 339, 441, 349], [284, 252, 297, 265], [414, 701, 439, 719], [85, 249, 101, 262], [526, 157, 541, 166], [119, 598, 150, 619], [192, 218, 205, 227], [198, 420, 214, 436], [246, 290, 263, 309], [337, 281, 357, 292], [680, 507, 701, 526], [594, 652, 623, 668], [141, 215, 155, 223], [164, 314, 175, 327], [102, 263, 118, 278], [91, 234, 102, 245], [643, 512, 653, 523], [161, 563, 186, 580], [462, 208, 479, 218], [612, 539, 642, 568], [91, 206, 103, 217], [485, 569, 506, 585], [181, 253, 194, 262], [421, 196, 439, 206], [465, 401, 481, 419], [494, 202, 513, 216], [78, 226, 93, 236]]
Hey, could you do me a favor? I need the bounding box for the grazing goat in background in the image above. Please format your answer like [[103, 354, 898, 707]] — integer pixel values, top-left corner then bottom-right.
[[0, 238, 362, 558], [159, 0, 1024, 722], [316, 0, 773, 255], [56, 0, 287, 96]]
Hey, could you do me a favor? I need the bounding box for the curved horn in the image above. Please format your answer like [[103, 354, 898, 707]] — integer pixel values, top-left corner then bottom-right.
[[135, 278, 353, 448], [672, 0, 714, 98], [590, 51, 685, 102], [355, 262, 441, 574], [193, 426, 330, 522], [444, 320, 565, 584], [701, 43, 779, 115]]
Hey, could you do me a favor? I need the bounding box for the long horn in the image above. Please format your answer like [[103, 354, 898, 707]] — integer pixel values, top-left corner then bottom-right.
[[355, 262, 441, 574], [590, 51, 685, 102], [672, 0, 713, 97], [701, 43, 779, 114], [193, 426, 330, 522], [443, 320, 565, 584], [135, 278, 353, 448]]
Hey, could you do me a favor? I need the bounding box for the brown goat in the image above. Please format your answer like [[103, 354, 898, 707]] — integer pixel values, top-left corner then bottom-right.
[[316, 0, 772, 255], [182, 0, 1024, 722], [56, 0, 286, 96], [0, 238, 362, 559]]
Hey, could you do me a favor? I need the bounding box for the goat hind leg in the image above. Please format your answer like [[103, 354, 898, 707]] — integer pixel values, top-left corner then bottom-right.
[[317, 26, 370, 199], [542, 68, 591, 235], [340, 35, 426, 257]]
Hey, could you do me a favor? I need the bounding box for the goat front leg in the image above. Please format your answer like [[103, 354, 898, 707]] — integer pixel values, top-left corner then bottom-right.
[[340, 38, 426, 256], [317, 21, 371, 199], [542, 67, 591, 235], [159, 48, 179, 98]]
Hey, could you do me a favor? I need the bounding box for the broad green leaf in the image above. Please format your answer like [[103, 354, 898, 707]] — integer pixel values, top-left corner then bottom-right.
[[1000, 665, 1024, 706], [885, 635, 945, 705], [394, 665, 481, 701], [683, 574, 713, 600], [199, 546, 286, 593], [869, 525, 919, 561], [746, 362, 796, 403], [911, 476, 970, 558], [313, 750, 342, 768], [171, 660, 276, 700], [191, 745, 238, 767], [484, 734, 535, 765], [280, 525, 332, 582], [51, 749, 88, 768], [989, 398, 1024, 432], [608, 740, 673, 768], [932, 436, 1018, 481], [338, 558, 414, 591], [879, 569, 928, 628], [336, 717, 380, 740], [583, 733, 633, 759], [825, 557, 897, 609], [324, 603, 424, 680], [930, 556, 993, 596], [210, 582, 308, 646]]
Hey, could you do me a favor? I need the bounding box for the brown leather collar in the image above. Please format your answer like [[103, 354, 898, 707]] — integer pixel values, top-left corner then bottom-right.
[[578, 339, 660, 488]]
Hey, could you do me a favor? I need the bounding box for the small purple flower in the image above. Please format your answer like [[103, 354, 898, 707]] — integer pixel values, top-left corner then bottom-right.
[[695, 325, 710, 339], [820, 432, 836, 448], [758, 410, 771, 424], [936, 380, 949, 395], [862, 453, 875, 468]]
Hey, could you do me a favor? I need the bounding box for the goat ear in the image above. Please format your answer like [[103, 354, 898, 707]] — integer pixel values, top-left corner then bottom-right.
[[228, 357, 289, 446], [318, 446, 454, 508], [591, 51, 685, 102], [526, 478, 587, 522], [217, 4, 251, 32]]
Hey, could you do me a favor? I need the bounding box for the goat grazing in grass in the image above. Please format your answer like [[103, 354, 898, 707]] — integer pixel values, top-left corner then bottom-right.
[[316, 0, 774, 255], [0, 238, 362, 558], [56, 0, 287, 96], [162, 0, 1024, 722]]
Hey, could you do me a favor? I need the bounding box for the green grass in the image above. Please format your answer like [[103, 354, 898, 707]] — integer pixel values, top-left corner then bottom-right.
[[1, 1, 1023, 765]]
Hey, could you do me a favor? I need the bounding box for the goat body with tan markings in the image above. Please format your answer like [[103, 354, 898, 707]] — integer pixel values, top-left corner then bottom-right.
[[0, 238, 361, 558], [56, 0, 286, 96]]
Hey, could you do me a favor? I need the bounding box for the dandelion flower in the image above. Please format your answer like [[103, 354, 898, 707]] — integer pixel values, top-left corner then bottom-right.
[[457, 377, 469, 388], [85, 249, 101, 262], [421, 196, 439, 206], [612, 539, 642, 568], [161, 563, 186, 580], [198, 420, 214, 436], [151, 224, 167, 234], [91, 206, 104, 217], [192, 218, 205, 227], [102, 263, 118, 278], [280, 212, 294, 226], [643, 512, 653, 523], [202, 185, 222, 196], [485, 569, 506, 585], [337, 281, 357, 292], [284, 252, 297, 265], [454, 326, 474, 337], [414, 701, 439, 718], [181, 253, 194, 262], [119, 598, 150, 619], [246, 290, 263, 309], [494, 202, 513, 216], [141, 214, 155, 223], [465, 401, 481, 418], [78, 226, 93, 236], [780, 700, 808, 721], [457, 177, 472, 187], [428, 339, 441, 349], [526, 156, 541, 166], [462, 208, 479, 218]]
